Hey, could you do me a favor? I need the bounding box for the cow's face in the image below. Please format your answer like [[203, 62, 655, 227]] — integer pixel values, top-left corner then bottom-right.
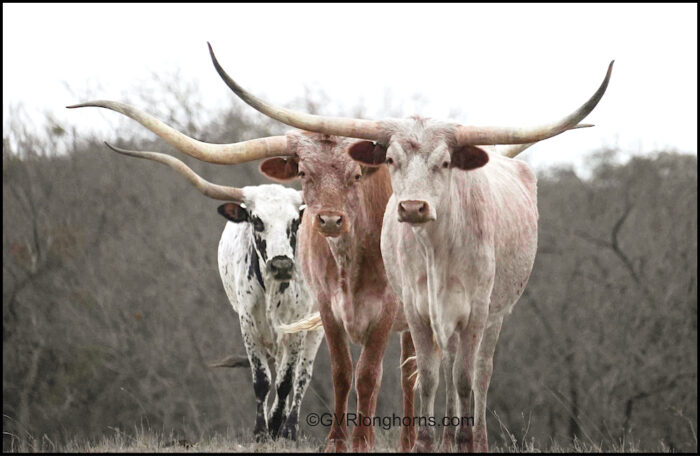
[[218, 185, 303, 281], [260, 132, 380, 239], [349, 118, 489, 225]]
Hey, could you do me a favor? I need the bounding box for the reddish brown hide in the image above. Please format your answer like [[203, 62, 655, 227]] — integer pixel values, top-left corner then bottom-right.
[[260, 131, 416, 452]]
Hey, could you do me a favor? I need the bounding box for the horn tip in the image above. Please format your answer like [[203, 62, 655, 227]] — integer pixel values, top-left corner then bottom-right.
[[607, 60, 615, 74], [66, 102, 102, 109], [103, 141, 125, 154]]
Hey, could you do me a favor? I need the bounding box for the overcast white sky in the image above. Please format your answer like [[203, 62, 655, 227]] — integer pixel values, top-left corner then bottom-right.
[[3, 3, 697, 174]]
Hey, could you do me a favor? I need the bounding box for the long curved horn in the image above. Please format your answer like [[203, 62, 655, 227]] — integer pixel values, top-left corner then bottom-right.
[[498, 123, 594, 158], [104, 142, 245, 202], [207, 42, 383, 141], [209, 42, 612, 149], [456, 61, 614, 146], [67, 101, 291, 164]]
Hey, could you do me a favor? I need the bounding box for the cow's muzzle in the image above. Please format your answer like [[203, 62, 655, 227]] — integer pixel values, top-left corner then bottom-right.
[[268, 255, 294, 281], [315, 211, 346, 237], [398, 200, 434, 224]]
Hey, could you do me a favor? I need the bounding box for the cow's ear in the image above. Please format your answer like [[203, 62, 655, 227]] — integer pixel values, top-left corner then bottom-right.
[[348, 141, 387, 166], [259, 157, 299, 181], [451, 145, 489, 170], [218, 202, 249, 223]]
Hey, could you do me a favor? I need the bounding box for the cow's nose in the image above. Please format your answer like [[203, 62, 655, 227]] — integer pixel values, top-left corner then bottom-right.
[[398, 200, 433, 224], [316, 211, 345, 237], [269, 255, 294, 280]]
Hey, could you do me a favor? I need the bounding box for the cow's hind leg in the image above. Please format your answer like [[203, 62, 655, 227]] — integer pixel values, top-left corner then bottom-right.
[[281, 327, 324, 440], [399, 330, 417, 452], [472, 316, 503, 453], [268, 332, 303, 439]]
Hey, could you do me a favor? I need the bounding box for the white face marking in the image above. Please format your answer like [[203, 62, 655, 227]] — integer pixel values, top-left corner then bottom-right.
[[241, 184, 304, 271], [386, 130, 453, 221]]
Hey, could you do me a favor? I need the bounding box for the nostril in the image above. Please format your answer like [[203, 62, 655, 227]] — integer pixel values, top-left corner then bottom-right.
[[418, 205, 425, 213], [317, 214, 326, 225], [336, 216, 343, 226]]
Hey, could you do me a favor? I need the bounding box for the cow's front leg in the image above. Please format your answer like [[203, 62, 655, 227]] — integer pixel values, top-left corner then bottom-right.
[[406, 300, 440, 453], [268, 333, 303, 439], [454, 296, 490, 452], [240, 317, 272, 441], [352, 299, 396, 452], [281, 327, 324, 440], [439, 334, 459, 452], [321, 306, 353, 453]]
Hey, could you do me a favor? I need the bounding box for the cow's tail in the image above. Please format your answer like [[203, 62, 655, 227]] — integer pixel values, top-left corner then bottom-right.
[[208, 355, 250, 368], [279, 312, 323, 333]]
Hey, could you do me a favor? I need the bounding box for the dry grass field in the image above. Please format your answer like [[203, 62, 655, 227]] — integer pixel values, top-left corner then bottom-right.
[[6, 425, 655, 453]]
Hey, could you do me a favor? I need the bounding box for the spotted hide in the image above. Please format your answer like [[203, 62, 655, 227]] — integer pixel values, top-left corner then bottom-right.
[[216, 184, 323, 441]]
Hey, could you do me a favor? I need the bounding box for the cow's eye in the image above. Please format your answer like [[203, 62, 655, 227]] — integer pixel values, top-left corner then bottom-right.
[[298, 171, 306, 178], [354, 174, 361, 181], [442, 161, 450, 168], [386, 157, 394, 165], [253, 218, 265, 232]]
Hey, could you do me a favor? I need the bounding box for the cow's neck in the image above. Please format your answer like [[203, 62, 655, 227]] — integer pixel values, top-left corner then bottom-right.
[[410, 170, 491, 341], [326, 233, 354, 283], [327, 177, 387, 291], [246, 237, 302, 317], [265, 276, 304, 323]]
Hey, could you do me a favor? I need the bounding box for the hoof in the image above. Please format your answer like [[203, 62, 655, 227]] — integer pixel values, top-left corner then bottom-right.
[[324, 438, 347, 453], [280, 423, 297, 441], [254, 429, 269, 443]]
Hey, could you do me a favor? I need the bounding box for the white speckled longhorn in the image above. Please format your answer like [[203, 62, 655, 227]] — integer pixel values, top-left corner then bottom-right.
[[67, 102, 323, 441], [209, 55, 614, 452]]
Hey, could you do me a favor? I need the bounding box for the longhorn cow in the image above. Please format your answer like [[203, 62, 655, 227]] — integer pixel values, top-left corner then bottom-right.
[[67, 101, 324, 441], [205, 54, 614, 452]]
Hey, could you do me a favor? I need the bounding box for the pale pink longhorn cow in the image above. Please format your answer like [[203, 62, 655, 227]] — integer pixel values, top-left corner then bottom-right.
[[203, 53, 614, 452]]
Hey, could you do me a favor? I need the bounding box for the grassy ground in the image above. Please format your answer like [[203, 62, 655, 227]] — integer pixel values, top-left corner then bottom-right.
[[4, 426, 664, 453]]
